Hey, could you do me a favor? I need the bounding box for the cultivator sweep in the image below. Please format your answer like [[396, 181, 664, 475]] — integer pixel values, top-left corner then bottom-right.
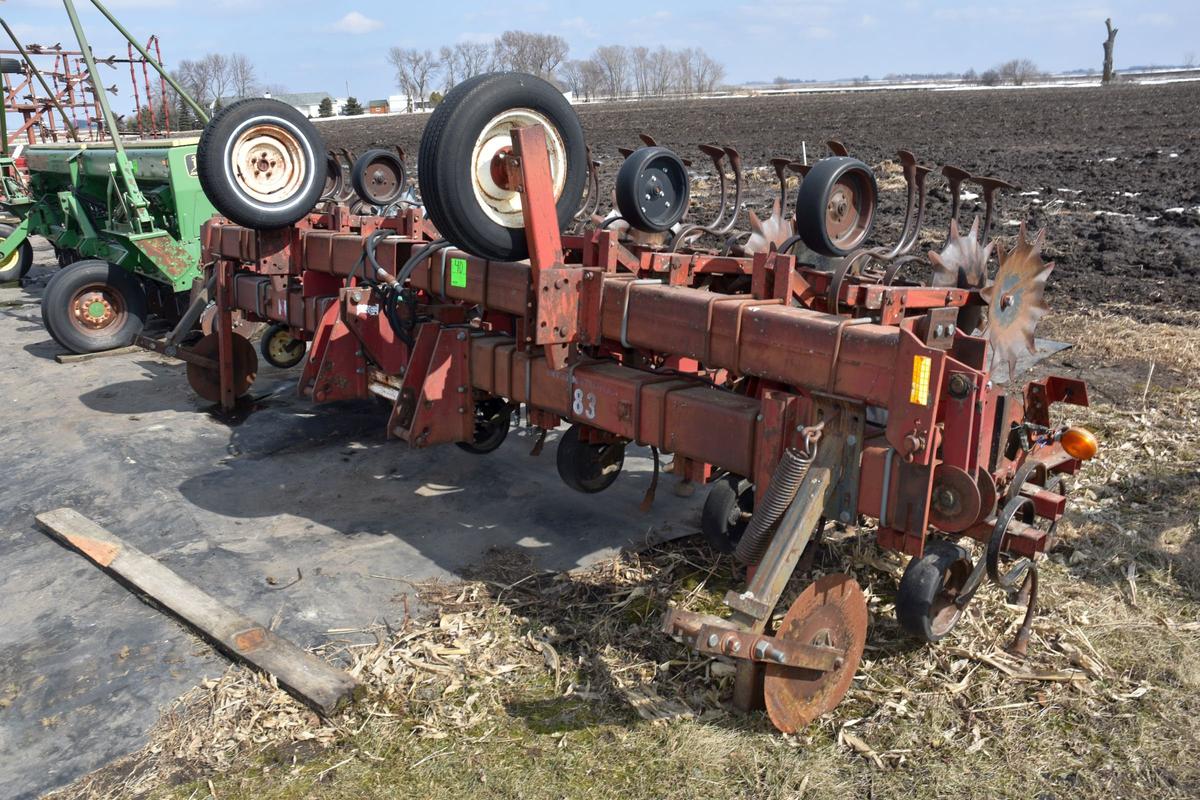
[[142, 72, 1097, 732]]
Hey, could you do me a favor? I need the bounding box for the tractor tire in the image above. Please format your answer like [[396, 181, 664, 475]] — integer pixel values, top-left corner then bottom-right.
[[0, 224, 33, 283], [896, 539, 974, 643], [40, 266, 68, 346], [794, 156, 878, 257], [418, 72, 587, 262], [196, 98, 327, 230], [42, 260, 147, 354], [351, 148, 407, 206]]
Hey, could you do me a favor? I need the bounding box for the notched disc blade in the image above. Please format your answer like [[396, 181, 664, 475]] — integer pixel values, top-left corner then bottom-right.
[[930, 217, 993, 333], [980, 223, 1054, 381], [764, 573, 868, 733], [186, 332, 258, 402]]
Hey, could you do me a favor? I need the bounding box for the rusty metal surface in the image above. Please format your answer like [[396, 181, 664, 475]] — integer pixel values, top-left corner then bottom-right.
[[185, 332, 256, 403], [981, 223, 1054, 380], [763, 573, 868, 733]]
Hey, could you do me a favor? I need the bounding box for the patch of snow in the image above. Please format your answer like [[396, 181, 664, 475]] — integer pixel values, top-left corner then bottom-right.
[[960, 191, 980, 201], [1115, 191, 1141, 198], [1165, 207, 1185, 214], [1056, 188, 1083, 195], [1019, 190, 1040, 196], [1094, 210, 1135, 218], [1169, 153, 1179, 158]]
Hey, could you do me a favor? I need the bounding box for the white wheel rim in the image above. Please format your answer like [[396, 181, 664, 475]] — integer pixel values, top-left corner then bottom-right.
[[230, 123, 307, 205], [470, 108, 567, 228]]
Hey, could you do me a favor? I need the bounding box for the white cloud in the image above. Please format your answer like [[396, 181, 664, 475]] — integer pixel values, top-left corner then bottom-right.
[[332, 11, 384, 35]]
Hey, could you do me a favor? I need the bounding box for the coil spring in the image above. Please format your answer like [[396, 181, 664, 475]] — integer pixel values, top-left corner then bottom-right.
[[734, 445, 815, 566]]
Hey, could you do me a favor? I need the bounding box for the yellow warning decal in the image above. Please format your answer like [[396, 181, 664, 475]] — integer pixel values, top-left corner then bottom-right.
[[910, 355, 932, 406]]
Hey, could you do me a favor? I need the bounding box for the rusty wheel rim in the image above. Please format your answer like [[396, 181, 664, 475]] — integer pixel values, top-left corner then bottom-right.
[[824, 172, 875, 252], [471, 108, 567, 228], [764, 573, 867, 733], [69, 283, 126, 335], [363, 157, 402, 204], [230, 123, 307, 205]]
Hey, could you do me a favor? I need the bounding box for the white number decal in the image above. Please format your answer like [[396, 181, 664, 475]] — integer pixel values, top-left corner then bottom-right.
[[572, 389, 597, 420]]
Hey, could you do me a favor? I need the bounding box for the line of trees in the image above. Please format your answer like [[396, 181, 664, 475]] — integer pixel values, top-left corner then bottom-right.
[[963, 59, 1043, 86], [388, 31, 726, 110]]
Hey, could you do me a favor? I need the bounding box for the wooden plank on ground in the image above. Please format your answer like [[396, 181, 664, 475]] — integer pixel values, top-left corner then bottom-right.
[[35, 508, 362, 715], [54, 344, 142, 364]]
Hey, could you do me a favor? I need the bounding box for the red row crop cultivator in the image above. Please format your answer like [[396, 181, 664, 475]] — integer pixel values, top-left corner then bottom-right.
[[138, 73, 1099, 732]]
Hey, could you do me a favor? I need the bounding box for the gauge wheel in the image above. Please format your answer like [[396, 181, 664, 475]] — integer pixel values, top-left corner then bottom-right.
[[794, 156, 878, 256], [42, 260, 147, 354], [455, 397, 512, 455], [896, 539, 974, 643], [0, 224, 32, 283], [615, 146, 690, 233], [259, 323, 307, 368], [196, 98, 327, 229], [418, 71, 587, 262], [351, 148, 407, 206], [555, 424, 625, 494], [700, 475, 754, 553]]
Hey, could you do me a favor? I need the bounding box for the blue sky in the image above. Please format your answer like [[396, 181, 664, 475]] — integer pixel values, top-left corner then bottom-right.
[[4, 0, 1197, 104]]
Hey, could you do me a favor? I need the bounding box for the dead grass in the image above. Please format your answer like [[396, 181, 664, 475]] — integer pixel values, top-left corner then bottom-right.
[[48, 307, 1200, 800]]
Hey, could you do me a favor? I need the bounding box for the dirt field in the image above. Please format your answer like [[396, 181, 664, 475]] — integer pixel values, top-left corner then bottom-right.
[[319, 81, 1200, 320], [44, 84, 1200, 799]]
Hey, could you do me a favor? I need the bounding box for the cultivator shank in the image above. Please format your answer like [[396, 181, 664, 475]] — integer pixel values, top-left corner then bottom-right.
[[147, 73, 1097, 731]]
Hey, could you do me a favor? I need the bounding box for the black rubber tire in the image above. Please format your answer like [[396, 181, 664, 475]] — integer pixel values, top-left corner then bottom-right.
[[42, 260, 147, 354], [795, 156, 878, 257], [555, 424, 625, 494], [896, 539, 973, 643], [615, 146, 690, 233], [0, 58, 21, 75], [418, 72, 587, 262], [351, 148, 407, 206], [0, 224, 33, 282], [259, 323, 306, 369], [455, 398, 512, 455], [197, 98, 326, 230], [321, 152, 345, 202], [700, 475, 754, 553], [40, 266, 69, 347]]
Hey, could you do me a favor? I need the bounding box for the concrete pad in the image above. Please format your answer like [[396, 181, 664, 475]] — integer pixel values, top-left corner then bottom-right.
[[0, 243, 705, 799]]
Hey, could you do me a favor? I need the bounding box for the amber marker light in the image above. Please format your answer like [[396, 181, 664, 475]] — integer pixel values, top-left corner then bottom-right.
[[1060, 427, 1099, 461]]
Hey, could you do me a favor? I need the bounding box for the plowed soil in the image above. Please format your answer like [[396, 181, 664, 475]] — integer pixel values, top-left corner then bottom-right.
[[318, 81, 1200, 322]]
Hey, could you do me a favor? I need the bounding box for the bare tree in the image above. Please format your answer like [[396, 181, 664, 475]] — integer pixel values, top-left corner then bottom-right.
[[438, 46, 458, 92], [228, 53, 258, 98], [388, 47, 440, 110], [648, 46, 676, 96], [593, 45, 629, 99], [456, 41, 493, 78], [201, 53, 231, 104], [630, 46, 651, 98], [492, 31, 569, 80], [997, 58, 1040, 86], [1102, 18, 1118, 84], [685, 47, 724, 94], [558, 59, 586, 99]]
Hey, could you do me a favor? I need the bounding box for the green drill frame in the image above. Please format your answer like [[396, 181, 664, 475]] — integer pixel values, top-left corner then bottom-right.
[[0, 0, 215, 292]]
